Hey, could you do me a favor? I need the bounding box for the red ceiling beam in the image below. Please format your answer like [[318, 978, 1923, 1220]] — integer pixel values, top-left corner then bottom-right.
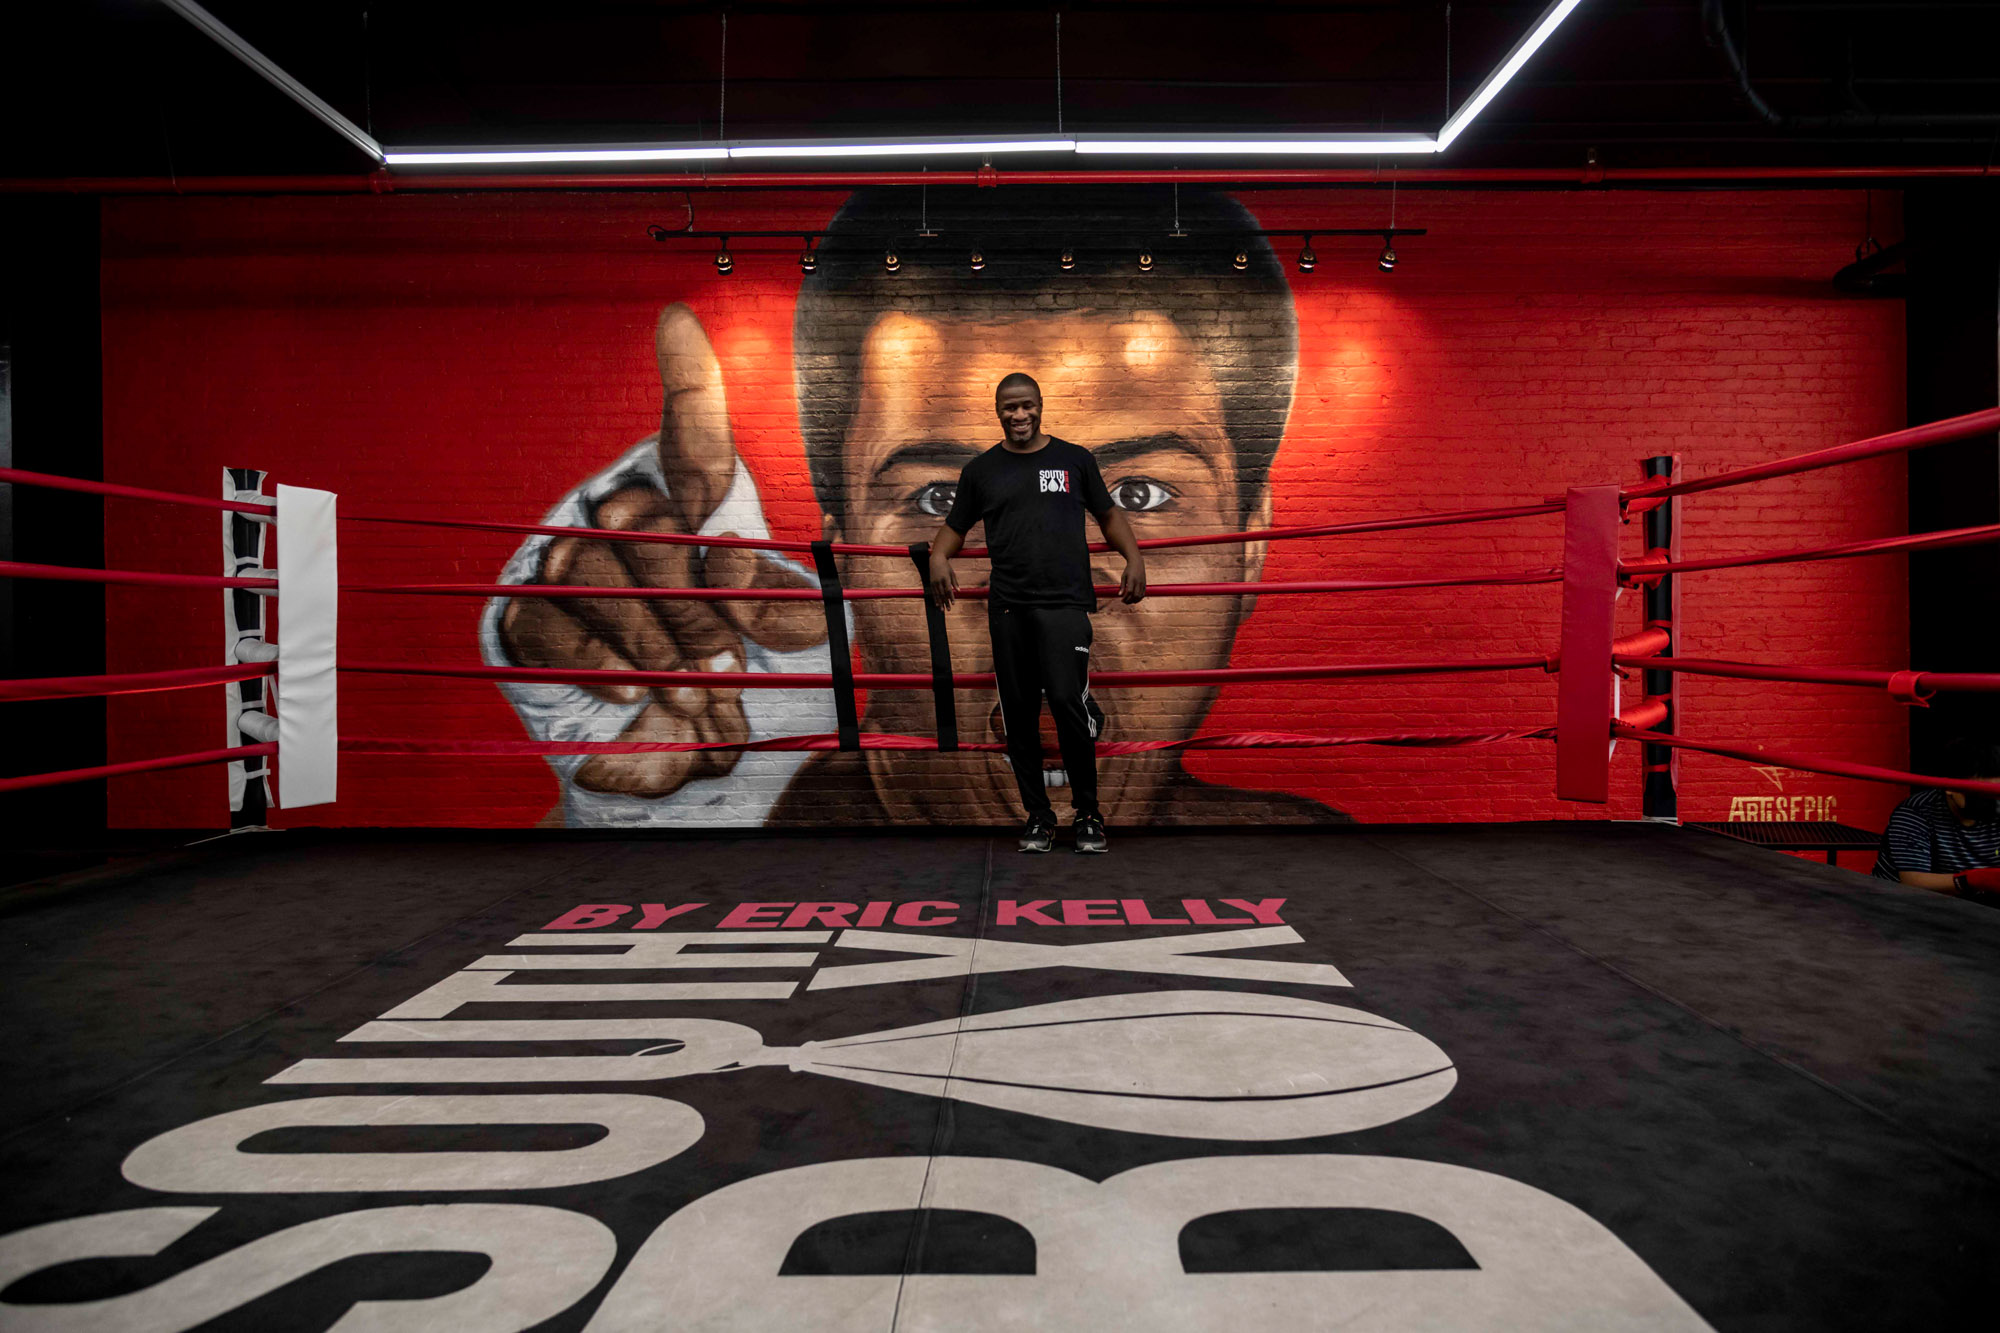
[[1, 164, 1994, 196]]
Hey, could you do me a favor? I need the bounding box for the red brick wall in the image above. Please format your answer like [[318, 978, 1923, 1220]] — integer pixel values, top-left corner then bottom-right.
[[98, 187, 1907, 844]]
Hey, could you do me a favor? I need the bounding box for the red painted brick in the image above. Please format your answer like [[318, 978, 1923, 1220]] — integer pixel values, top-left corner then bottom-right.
[[95, 189, 1907, 833]]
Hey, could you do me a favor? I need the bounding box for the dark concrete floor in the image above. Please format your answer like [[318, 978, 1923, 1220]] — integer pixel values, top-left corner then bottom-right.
[[1, 825, 1994, 1331]]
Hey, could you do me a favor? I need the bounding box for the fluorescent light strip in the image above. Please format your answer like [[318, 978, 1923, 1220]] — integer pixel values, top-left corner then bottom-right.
[[384, 146, 728, 166], [382, 1, 1586, 170], [1075, 134, 1439, 156], [388, 137, 1076, 167], [730, 137, 1076, 159], [162, 0, 384, 163], [1438, 0, 1587, 150]]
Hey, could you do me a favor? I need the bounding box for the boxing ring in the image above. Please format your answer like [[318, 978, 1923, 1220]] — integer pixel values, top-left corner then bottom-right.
[[8, 410, 2000, 809], [3, 408, 2000, 1329]]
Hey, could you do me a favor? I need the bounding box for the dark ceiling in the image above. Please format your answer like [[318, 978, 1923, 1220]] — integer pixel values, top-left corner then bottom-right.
[[4, 1, 1998, 179]]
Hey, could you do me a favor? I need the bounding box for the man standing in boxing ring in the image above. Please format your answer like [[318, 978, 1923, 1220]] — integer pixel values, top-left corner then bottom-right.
[[926, 372, 1147, 852]]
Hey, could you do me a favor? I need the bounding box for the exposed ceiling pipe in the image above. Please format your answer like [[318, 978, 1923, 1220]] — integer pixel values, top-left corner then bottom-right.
[[1702, 0, 2000, 131], [1, 163, 1993, 197]]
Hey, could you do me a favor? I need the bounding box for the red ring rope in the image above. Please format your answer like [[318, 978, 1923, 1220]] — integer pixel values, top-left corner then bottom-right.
[[1614, 726, 2000, 799], [346, 569, 1563, 601], [1616, 406, 2000, 502], [0, 467, 275, 516], [1618, 656, 2000, 695], [16, 409, 1993, 808], [1620, 521, 2000, 582], [0, 464, 274, 510], [0, 662, 275, 703], [341, 727, 1555, 758], [0, 561, 276, 591], [0, 743, 276, 794], [340, 655, 1553, 692], [341, 499, 1563, 560]]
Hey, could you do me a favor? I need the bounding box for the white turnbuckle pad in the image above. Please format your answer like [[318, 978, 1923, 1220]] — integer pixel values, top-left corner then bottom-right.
[[276, 483, 338, 807]]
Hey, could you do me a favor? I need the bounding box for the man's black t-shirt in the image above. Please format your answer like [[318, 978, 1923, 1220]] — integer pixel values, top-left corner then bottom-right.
[[944, 437, 1113, 609]]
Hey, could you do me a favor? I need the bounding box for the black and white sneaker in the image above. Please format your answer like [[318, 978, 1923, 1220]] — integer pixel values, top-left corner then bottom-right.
[[1073, 814, 1109, 854], [1018, 813, 1057, 854]]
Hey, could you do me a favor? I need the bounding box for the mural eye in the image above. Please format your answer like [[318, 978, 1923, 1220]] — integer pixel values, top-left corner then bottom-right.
[[912, 482, 958, 517], [1111, 478, 1177, 512]]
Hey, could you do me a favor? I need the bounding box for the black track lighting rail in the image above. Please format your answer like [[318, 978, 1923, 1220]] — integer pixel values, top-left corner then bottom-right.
[[658, 224, 1422, 275], [650, 227, 1427, 241]]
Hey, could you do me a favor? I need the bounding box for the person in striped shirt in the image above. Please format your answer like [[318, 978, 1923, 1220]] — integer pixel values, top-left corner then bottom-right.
[[1873, 737, 2000, 899]]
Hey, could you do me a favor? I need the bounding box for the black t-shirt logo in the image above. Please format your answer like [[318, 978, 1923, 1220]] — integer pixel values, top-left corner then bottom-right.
[[1039, 469, 1070, 494]]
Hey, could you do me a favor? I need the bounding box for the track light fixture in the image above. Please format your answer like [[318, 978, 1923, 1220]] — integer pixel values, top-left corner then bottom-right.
[[652, 226, 1421, 278], [1379, 181, 1399, 273]]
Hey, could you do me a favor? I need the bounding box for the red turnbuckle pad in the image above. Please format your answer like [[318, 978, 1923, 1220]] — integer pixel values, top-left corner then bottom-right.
[[1620, 472, 1675, 518], [1612, 627, 1672, 660], [1616, 696, 1671, 732], [1619, 553, 1670, 590], [1886, 671, 1935, 708]]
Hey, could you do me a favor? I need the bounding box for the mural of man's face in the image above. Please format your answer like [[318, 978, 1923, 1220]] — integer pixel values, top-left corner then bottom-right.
[[834, 310, 1273, 825]]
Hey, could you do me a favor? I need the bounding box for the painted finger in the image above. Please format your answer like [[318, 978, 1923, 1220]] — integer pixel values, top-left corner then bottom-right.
[[704, 540, 830, 654], [594, 489, 746, 667], [498, 596, 646, 705], [542, 536, 688, 675], [573, 702, 706, 797], [654, 304, 737, 533], [684, 694, 751, 782], [659, 647, 745, 719]]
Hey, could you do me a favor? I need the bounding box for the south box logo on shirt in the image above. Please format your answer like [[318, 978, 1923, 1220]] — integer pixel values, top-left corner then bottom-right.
[[1039, 469, 1070, 494]]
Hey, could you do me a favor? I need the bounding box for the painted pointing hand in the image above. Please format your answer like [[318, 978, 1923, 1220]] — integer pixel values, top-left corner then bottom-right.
[[498, 304, 827, 797]]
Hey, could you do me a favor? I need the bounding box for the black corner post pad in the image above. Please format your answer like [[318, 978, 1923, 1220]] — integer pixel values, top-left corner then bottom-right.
[[810, 540, 860, 751], [907, 542, 959, 752]]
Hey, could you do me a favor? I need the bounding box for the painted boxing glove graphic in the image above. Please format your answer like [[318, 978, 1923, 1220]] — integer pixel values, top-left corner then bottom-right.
[[484, 306, 833, 819], [280, 991, 1458, 1141]]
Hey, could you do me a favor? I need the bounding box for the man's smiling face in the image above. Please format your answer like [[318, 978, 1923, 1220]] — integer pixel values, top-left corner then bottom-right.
[[835, 309, 1271, 824], [996, 380, 1043, 445]]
